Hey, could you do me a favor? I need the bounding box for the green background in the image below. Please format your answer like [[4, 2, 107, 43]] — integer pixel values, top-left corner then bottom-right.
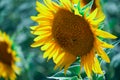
[[0, 0, 120, 80]]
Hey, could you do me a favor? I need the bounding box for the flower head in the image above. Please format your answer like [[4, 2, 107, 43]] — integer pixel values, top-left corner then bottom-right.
[[31, 0, 117, 78], [0, 31, 20, 80], [83, 0, 105, 18]]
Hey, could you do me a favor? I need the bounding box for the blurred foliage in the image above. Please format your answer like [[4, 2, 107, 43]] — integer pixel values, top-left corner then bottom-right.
[[0, 0, 120, 80], [49, 65, 81, 80], [0, 0, 56, 80], [101, 0, 120, 80]]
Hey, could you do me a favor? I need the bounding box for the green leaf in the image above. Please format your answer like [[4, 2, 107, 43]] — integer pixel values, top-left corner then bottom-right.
[[48, 65, 81, 80], [0, 77, 4, 80], [92, 74, 105, 80], [71, 76, 80, 80], [77, 0, 94, 16]]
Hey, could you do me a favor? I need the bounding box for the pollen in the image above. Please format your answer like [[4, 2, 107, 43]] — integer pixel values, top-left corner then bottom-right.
[[52, 9, 95, 56], [0, 41, 13, 66]]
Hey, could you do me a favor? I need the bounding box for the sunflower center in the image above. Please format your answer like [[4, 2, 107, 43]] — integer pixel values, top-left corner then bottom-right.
[[0, 41, 13, 66], [52, 9, 94, 56]]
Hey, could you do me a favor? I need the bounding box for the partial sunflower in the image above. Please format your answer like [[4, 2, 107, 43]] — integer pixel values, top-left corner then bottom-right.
[[80, 0, 97, 11], [71, 0, 104, 18], [31, 0, 117, 78], [0, 31, 20, 80]]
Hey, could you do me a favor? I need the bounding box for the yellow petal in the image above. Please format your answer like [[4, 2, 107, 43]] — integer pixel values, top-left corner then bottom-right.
[[34, 34, 52, 42], [44, 0, 59, 11], [74, 7, 82, 16], [95, 8, 105, 19], [36, 1, 49, 13], [38, 21, 52, 25], [35, 26, 51, 31], [81, 52, 94, 78], [30, 26, 38, 30], [47, 47, 58, 60], [70, 0, 79, 4], [41, 42, 53, 51], [91, 15, 105, 26], [60, 0, 72, 11], [36, 1, 54, 18], [84, 63, 92, 78], [54, 52, 65, 64], [96, 29, 117, 39], [96, 46, 110, 63], [43, 43, 55, 58], [92, 57, 103, 74], [53, 48, 61, 61], [63, 54, 76, 74], [31, 40, 45, 47], [97, 39, 114, 48], [31, 30, 50, 35], [31, 36, 52, 47], [31, 25, 51, 32], [31, 16, 52, 22], [54, 58, 63, 70], [37, 26, 51, 31], [87, 8, 98, 20]]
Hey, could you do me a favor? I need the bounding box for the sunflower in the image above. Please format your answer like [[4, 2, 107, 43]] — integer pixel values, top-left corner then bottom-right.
[[81, 0, 105, 18], [0, 31, 20, 80], [71, 0, 104, 18], [80, 0, 97, 11], [31, 0, 117, 78]]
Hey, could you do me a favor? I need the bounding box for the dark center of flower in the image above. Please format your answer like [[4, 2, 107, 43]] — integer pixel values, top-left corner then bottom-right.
[[0, 41, 13, 66], [52, 9, 94, 56]]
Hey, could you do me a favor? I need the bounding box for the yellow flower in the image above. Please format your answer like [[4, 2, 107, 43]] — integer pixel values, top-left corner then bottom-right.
[[31, 0, 117, 78], [0, 31, 20, 80], [72, 0, 104, 18], [80, 0, 96, 11]]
